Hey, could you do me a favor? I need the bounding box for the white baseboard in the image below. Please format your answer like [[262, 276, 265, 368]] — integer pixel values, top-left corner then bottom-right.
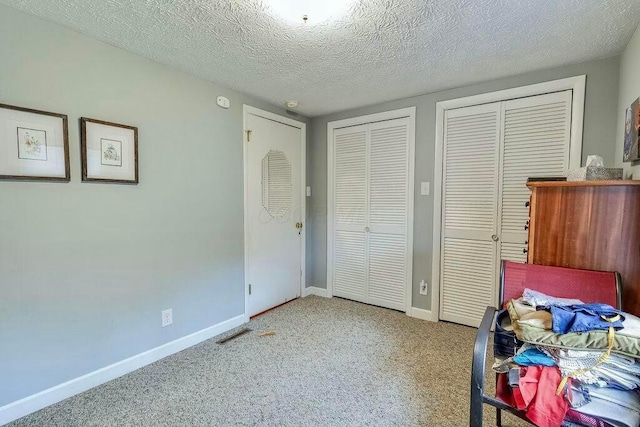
[[302, 286, 329, 298], [409, 307, 438, 322], [0, 314, 246, 426]]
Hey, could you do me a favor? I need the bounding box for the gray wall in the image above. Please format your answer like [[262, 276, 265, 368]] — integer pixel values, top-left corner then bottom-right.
[[0, 5, 307, 407], [307, 56, 621, 311], [616, 24, 640, 178]]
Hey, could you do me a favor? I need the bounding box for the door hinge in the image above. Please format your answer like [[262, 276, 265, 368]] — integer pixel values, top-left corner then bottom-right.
[[249, 284, 252, 295], [246, 130, 252, 142]]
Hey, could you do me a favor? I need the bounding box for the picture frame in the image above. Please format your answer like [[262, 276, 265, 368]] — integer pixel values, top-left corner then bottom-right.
[[81, 117, 138, 184], [623, 97, 640, 163], [0, 103, 70, 181]]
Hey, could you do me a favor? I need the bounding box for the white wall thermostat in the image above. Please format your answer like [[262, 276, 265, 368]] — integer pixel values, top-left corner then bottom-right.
[[216, 96, 230, 109]]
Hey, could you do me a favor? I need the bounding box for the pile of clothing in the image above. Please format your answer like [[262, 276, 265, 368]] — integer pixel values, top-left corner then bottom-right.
[[493, 289, 640, 427]]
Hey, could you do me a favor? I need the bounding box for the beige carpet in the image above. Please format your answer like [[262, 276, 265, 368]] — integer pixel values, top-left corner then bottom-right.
[[9, 296, 528, 426]]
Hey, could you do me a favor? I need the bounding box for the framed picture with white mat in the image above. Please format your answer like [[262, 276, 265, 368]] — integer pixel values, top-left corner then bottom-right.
[[81, 117, 138, 184], [0, 102, 70, 181]]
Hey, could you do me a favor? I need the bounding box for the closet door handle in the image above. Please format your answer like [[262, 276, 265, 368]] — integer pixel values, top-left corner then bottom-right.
[[491, 235, 499, 242], [365, 227, 370, 232]]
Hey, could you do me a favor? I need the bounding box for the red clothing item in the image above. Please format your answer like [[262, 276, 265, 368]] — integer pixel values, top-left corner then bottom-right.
[[513, 366, 568, 427], [496, 372, 516, 407]]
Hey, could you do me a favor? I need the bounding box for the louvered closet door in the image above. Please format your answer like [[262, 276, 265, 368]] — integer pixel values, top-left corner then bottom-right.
[[367, 118, 410, 311], [498, 91, 572, 264], [440, 103, 501, 327], [333, 125, 368, 302]]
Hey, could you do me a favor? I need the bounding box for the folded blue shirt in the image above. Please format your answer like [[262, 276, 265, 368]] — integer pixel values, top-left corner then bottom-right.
[[513, 348, 556, 367], [541, 303, 625, 334]]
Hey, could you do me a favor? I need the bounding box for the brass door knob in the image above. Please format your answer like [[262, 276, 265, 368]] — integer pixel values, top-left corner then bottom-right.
[[491, 235, 499, 242]]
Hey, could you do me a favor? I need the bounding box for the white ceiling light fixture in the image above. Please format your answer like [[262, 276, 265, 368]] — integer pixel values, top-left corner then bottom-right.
[[265, 0, 354, 25]]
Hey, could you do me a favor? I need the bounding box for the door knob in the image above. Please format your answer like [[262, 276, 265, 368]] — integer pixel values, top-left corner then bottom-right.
[[365, 227, 370, 232], [491, 235, 499, 242]]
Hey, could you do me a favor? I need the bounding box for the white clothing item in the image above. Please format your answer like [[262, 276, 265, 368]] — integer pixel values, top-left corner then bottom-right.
[[544, 347, 640, 390], [569, 384, 640, 427], [521, 288, 583, 308]]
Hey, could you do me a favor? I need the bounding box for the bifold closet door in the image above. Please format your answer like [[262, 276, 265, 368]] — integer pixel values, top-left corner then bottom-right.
[[333, 125, 368, 302], [498, 90, 573, 264], [440, 103, 501, 327], [439, 91, 574, 327], [332, 118, 411, 311]]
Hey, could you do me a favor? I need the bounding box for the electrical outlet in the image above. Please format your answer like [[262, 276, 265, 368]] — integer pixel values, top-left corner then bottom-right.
[[419, 280, 428, 295], [162, 309, 173, 327]]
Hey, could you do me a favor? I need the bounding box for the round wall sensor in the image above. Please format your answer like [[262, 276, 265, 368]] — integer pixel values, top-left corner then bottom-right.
[[216, 96, 230, 109], [286, 100, 299, 108]]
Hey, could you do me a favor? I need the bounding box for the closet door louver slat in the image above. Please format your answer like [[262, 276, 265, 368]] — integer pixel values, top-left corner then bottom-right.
[[443, 108, 500, 234], [442, 238, 495, 326], [369, 233, 406, 310], [334, 127, 367, 226], [500, 242, 528, 264], [334, 230, 367, 299], [369, 124, 408, 229]]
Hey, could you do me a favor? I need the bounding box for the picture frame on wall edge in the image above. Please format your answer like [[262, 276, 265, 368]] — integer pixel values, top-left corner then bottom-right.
[[0, 102, 70, 181], [623, 97, 640, 163], [81, 117, 138, 184]]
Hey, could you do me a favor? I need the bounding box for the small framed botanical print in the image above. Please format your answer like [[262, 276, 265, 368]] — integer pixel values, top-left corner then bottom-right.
[[81, 117, 138, 184], [0, 103, 70, 181]]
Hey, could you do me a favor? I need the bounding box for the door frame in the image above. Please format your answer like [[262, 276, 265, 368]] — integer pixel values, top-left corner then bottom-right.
[[326, 107, 416, 314], [243, 105, 306, 322], [430, 76, 586, 322]]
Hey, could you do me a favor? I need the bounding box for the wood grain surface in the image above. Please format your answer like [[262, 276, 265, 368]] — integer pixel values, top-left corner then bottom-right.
[[527, 181, 640, 315]]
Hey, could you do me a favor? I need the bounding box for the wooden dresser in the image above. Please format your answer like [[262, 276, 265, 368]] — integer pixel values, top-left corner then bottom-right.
[[526, 180, 640, 316]]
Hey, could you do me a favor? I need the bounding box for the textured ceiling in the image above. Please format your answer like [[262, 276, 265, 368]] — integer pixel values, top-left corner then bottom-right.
[[2, 0, 640, 117]]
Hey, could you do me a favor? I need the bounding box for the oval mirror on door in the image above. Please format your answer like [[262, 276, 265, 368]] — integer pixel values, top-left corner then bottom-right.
[[262, 149, 292, 218]]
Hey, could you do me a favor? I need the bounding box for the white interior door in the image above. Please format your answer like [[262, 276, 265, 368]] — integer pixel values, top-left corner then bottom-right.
[[440, 103, 501, 327], [246, 112, 303, 317]]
